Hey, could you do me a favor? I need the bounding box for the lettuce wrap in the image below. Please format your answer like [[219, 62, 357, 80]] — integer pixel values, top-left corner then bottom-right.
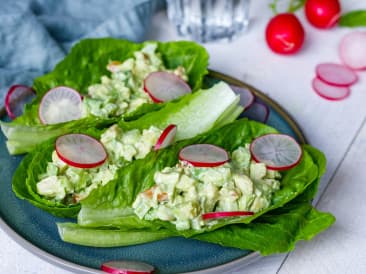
[[1, 39, 209, 154], [54, 119, 335, 255], [12, 82, 243, 218]]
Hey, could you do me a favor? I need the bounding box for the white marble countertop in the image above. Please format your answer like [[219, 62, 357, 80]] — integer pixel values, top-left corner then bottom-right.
[[1, 0, 366, 273]]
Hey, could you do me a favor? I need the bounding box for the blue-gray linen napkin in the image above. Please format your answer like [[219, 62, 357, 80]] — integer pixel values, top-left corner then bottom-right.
[[0, 0, 164, 105]]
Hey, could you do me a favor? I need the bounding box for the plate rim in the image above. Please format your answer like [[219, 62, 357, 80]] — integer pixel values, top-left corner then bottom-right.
[[0, 70, 307, 274]]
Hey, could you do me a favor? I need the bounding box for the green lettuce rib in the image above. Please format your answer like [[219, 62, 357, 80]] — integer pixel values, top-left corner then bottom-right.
[[57, 223, 175, 247], [1, 117, 116, 155], [2, 39, 209, 154], [57, 201, 334, 253]]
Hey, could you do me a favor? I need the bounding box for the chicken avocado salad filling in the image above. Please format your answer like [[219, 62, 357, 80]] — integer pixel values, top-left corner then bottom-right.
[[132, 145, 281, 231], [36, 125, 163, 203], [82, 42, 188, 119]]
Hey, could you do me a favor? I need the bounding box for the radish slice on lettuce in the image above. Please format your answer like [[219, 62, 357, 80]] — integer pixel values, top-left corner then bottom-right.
[[144, 71, 191, 103], [179, 144, 229, 167], [202, 211, 254, 220], [316, 63, 358, 87], [5, 85, 36, 119], [39, 86, 83, 125], [339, 31, 366, 71], [250, 133, 302, 171], [312, 77, 351, 101], [241, 101, 270, 123], [229, 85, 255, 110], [101, 260, 154, 274], [56, 134, 107, 168], [154, 124, 177, 151]]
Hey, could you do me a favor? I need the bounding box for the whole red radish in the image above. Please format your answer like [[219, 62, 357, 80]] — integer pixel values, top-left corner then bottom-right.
[[265, 13, 305, 54], [305, 0, 341, 29]]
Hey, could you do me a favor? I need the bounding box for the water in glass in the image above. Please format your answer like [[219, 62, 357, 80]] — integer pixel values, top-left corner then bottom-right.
[[166, 0, 251, 43]]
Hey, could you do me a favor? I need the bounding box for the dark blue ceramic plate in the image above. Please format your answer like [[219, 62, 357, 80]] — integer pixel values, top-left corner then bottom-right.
[[0, 71, 306, 274]]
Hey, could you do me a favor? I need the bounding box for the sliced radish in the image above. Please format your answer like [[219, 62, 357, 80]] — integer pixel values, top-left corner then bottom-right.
[[316, 63, 358, 87], [312, 77, 351, 101], [39, 86, 83, 125], [55, 134, 107, 168], [101, 260, 154, 274], [144, 71, 191, 103], [179, 144, 229, 167], [5, 85, 36, 119], [229, 85, 255, 110], [250, 133, 302, 171], [154, 124, 177, 151], [339, 31, 366, 71], [202, 211, 254, 220], [241, 101, 270, 123]]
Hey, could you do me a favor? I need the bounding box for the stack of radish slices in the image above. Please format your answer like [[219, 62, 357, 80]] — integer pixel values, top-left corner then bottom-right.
[[230, 85, 270, 124], [313, 63, 357, 100], [312, 32, 366, 101]]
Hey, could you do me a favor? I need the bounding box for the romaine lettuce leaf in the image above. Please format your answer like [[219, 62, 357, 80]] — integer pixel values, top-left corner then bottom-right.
[[2, 39, 209, 154], [77, 119, 323, 236], [57, 143, 334, 254]]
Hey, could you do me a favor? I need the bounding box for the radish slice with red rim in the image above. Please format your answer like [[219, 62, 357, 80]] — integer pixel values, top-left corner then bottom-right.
[[241, 101, 270, 123], [144, 71, 191, 103], [101, 260, 154, 274], [250, 133, 302, 171], [312, 77, 351, 101], [316, 63, 358, 87], [339, 31, 366, 71], [56, 134, 107, 168], [229, 85, 255, 110], [5, 85, 36, 119], [154, 124, 177, 151], [202, 211, 254, 220], [39, 86, 83, 125], [179, 144, 229, 167]]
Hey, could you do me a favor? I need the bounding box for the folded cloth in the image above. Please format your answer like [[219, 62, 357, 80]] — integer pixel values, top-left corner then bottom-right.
[[0, 0, 164, 105]]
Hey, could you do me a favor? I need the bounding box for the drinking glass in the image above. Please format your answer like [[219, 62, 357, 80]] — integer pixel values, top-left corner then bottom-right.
[[166, 0, 251, 43]]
